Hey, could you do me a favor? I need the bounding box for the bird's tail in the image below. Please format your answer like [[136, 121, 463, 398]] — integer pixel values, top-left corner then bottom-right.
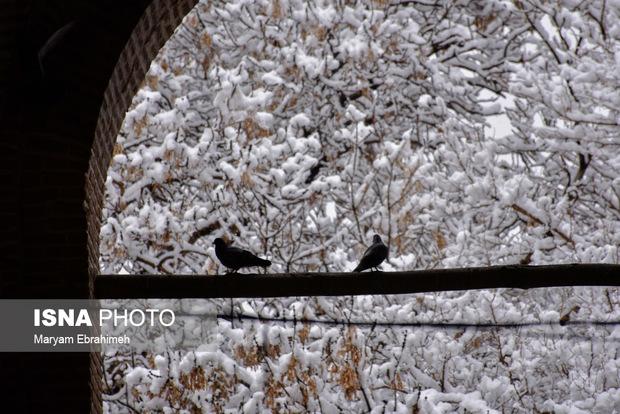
[[240, 250, 271, 268], [352, 265, 362, 272], [258, 258, 271, 268]]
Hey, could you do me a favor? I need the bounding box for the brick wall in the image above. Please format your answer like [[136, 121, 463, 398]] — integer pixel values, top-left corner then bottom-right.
[[0, 0, 195, 412]]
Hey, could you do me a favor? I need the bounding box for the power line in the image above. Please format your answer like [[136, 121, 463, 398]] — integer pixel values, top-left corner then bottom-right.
[[174, 311, 620, 330], [220, 313, 620, 342]]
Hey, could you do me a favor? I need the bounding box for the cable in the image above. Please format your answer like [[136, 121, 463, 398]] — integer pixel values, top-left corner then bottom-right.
[[173, 311, 620, 330]]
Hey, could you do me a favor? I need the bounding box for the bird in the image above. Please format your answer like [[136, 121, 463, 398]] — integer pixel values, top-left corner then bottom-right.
[[213, 238, 271, 273], [353, 234, 388, 272]]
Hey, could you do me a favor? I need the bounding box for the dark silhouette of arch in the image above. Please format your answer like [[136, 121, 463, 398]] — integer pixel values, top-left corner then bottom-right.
[[1, 1, 197, 412]]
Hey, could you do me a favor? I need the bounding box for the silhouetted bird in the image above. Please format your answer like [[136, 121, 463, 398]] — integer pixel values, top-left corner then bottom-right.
[[353, 234, 388, 272], [213, 238, 271, 273]]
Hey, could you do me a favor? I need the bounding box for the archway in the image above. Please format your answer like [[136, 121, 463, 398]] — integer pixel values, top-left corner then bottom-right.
[[5, 1, 619, 412]]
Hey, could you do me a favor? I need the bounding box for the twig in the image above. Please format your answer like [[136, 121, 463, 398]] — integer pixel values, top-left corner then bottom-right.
[[510, 204, 575, 246]]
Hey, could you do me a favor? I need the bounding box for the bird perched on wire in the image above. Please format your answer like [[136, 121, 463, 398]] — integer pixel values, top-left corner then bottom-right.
[[213, 238, 271, 273], [353, 234, 388, 272]]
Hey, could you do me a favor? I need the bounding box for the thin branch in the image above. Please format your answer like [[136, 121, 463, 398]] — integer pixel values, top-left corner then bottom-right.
[[511, 204, 575, 246]]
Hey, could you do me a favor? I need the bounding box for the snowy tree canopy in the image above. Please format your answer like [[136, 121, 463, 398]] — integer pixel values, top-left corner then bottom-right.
[[102, 0, 619, 274], [101, 0, 620, 412]]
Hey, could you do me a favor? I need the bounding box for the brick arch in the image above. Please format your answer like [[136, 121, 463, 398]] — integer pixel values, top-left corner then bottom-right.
[[86, 0, 198, 297]]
